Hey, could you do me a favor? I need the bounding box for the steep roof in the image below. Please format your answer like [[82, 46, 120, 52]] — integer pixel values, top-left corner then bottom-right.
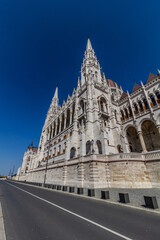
[[146, 73, 157, 84], [131, 83, 141, 93], [119, 91, 127, 100]]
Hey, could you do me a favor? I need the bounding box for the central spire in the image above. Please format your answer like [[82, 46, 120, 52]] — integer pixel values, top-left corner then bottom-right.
[[80, 38, 101, 85]]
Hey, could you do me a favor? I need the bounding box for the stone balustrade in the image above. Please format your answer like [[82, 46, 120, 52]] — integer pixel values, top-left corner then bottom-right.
[[108, 152, 142, 160], [143, 150, 160, 160]]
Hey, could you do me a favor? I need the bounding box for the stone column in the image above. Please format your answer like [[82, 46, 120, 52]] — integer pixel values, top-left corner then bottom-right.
[[48, 128, 50, 140], [157, 125, 160, 136], [70, 109, 73, 125], [138, 131, 147, 152]]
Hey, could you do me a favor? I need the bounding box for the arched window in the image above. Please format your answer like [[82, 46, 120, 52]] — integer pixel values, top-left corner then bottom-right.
[[58, 145, 61, 155], [66, 109, 70, 128], [86, 141, 91, 155], [138, 101, 144, 112], [72, 103, 75, 123], [143, 99, 149, 110], [95, 71, 98, 81], [150, 94, 157, 107], [155, 92, 160, 104], [70, 147, 76, 159], [54, 147, 56, 156], [99, 97, 107, 112], [141, 120, 160, 151], [63, 142, 66, 153], [128, 106, 133, 117], [80, 100, 85, 114], [121, 110, 125, 121], [56, 118, 60, 135], [134, 103, 139, 115], [61, 114, 65, 131], [126, 127, 142, 152], [96, 140, 102, 154], [50, 125, 52, 139], [124, 108, 129, 119], [117, 145, 123, 153]]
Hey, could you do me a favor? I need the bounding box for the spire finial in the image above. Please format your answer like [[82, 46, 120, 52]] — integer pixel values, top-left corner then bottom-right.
[[86, 37, 93, 51], [53, 87, 58, 99]]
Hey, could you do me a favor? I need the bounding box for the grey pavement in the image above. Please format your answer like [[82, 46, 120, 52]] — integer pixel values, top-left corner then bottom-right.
[[0, 180, 160, 240]]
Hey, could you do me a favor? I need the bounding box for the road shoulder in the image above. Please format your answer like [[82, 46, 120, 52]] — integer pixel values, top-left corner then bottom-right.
[[0, 202, 6, 240]]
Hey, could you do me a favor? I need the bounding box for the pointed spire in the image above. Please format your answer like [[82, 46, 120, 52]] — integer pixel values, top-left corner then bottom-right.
[[53, 87, 58, 99], [86, 37, 93, 51], [77, 77, 80, 88]]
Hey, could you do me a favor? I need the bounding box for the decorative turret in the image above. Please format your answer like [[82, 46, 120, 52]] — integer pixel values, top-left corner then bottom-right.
[[51, 87, 58, 109], [81, 38, 101, 85], [45, 87, 59, 127]]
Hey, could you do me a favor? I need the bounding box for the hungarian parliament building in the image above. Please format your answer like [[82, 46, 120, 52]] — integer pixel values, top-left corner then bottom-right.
[[16, 39, 160, 189]]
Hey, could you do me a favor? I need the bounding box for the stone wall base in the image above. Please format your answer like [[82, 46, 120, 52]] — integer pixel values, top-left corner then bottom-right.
[[16, 155, 160, 189]]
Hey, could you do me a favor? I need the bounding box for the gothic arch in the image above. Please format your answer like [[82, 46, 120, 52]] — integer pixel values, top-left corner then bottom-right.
[[137, 118, 155, 132], [72, 103, 75, 123], [117, 144, 123, 153], [138, 100, 144, 112], [143, 98, 149, 110], [141, 120, 160, 151], [126, 126, 142, 152], [61, 113, 65, 132], [155, 91, 160, 103], [96, 140, 103, 154], [79, 99, 85, 114], [99, 97, 107, 112], [70, 147, 76, 159], [133, 103, 139, 115], [149, 94, 157, 107], [120, 110, 125, 121], [86, 140, 91, 155], [66, 108, 70, 128], [124, 108, 129, 119]]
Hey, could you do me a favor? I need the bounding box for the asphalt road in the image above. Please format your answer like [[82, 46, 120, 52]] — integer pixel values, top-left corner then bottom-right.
[[0, 181, 160, 240]]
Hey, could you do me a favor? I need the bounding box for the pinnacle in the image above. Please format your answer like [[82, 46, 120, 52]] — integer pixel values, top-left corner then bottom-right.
[[86, 37, 93, 51], [53, 87, 58, 99]]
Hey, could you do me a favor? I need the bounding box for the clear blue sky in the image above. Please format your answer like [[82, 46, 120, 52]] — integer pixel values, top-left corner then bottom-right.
[[0, 0, 160, 175]]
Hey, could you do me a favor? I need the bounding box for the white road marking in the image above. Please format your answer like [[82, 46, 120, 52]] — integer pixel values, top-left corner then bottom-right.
[[0, 202, 6, 240], [5, 181, 132, 240]]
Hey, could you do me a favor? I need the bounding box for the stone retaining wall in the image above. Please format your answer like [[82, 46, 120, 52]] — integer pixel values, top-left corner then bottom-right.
[[16, 154, 160, 189]]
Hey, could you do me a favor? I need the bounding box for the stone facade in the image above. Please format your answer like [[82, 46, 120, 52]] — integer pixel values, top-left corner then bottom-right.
[[16, 39, 160, 188]]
